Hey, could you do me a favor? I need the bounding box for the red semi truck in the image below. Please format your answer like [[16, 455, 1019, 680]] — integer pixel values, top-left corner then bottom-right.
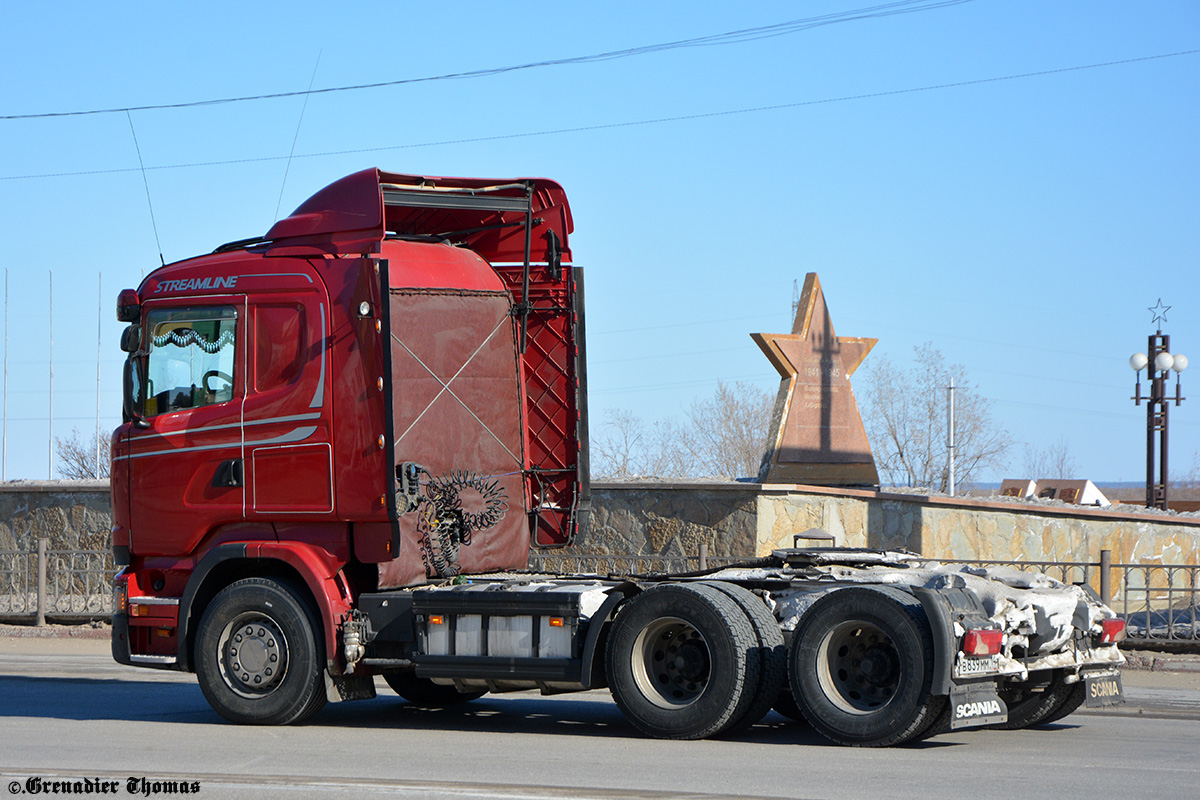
[[111, 169, 1125, 746]]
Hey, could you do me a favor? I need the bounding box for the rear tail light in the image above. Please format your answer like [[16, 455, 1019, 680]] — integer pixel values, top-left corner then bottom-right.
[[1100, 618, 1127, 644], [962, 628, 1004, 656]]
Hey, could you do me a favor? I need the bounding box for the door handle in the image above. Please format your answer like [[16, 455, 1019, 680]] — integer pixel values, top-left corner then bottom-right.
[[212, 458, 243, 488]]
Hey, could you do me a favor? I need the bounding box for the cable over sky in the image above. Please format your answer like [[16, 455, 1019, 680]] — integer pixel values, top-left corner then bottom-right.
[[0, 1, 975, 120], [3, 46, 1195, 182]]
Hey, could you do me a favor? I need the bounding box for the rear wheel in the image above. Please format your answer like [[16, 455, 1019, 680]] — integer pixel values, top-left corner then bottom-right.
[[383, 671, 485, 706], [997, 671, 1084, 729], [606, 583, 759, 740], [790, 587, 944, 747], [1039, 681, 1086, 725], [194, 578, 326, 725], [701, 581, 786, 733]]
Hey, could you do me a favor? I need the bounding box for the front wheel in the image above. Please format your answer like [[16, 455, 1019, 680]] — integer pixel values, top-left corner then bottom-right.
[[789, 587, 944, 747], [194, 578, 327, 725]]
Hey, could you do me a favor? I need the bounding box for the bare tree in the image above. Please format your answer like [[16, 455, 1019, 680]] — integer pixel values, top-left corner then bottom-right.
[[1176, 449, 1200, 490], [591, 409, 687, 479], [55, 427, 111, 479], [677, 380, 774, 478], [1021, 436, 1079, 480], [591, 409, 643, 479], [590, 380, 773, 480], [860, 343, 1012, 492]]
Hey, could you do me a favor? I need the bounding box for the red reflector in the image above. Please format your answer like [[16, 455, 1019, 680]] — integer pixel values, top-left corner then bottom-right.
[[962, 629, 1003, 656], [1100, 618, 1127, 644]]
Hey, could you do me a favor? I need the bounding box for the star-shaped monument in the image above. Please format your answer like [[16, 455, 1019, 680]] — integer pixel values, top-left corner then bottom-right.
[[751, 273, 879, 486], [1149, 298, 1171, 327]]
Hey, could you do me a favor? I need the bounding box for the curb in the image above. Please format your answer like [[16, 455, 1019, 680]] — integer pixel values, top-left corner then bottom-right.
[[1121, 650, 1200, 673], [0, 623, 111, 640]]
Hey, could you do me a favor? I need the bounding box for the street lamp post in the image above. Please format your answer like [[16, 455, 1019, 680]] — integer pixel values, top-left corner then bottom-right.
[[1130, 300, 1187, 510]]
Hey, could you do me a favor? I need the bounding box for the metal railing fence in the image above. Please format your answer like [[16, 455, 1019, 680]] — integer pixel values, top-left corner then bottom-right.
[[530, 549, 1200, 644], [1, 542, 1196, 643], [0, 540, 115, 622]]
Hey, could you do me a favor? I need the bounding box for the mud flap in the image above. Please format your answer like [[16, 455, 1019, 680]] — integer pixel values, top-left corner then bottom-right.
[[1083, 670, 1124, 708], [949, 682, 1008, 730], [325, 671, 377, 703]]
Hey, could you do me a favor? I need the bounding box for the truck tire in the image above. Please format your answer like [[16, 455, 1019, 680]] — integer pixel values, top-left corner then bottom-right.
[[194, 577, 327, 725], [1038, 680, 1086, 725], [701, 581, 787, 733], [996, 671, 1084, 729], [789, 586, 944, 747], [605, 582, 759, 740], [383, 671, 486, 706]]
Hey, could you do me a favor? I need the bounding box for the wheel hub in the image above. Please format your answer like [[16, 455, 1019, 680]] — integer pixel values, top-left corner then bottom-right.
[[631, 617, 711, 709], [859, 644, 899, 687], [818, 621, 900, 714], [219, 614, 288, 696]]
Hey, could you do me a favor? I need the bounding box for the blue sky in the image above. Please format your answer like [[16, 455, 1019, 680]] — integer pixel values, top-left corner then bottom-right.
[[1, 0, 1197, 483]]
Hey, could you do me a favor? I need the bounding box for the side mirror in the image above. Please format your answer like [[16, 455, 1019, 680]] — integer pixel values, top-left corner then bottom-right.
[[122, 356, 146, 426], [120, 325, 141, 353], [117, 289, 140, 322]]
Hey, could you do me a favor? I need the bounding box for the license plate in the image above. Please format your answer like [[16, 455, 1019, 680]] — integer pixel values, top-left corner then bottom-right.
[[1083, 671, 1124, 707], [955, 654, 1001, 678]]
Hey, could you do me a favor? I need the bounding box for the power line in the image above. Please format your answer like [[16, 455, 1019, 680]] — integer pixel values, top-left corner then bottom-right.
[[4, 47, 1196, 183], [1, 2, 974, 121]]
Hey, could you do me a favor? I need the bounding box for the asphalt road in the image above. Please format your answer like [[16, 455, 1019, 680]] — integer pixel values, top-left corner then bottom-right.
[[2, 637, 1199, 800]]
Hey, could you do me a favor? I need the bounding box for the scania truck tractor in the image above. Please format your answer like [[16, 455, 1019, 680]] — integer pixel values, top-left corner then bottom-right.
[[111, 169, 1124, 746]]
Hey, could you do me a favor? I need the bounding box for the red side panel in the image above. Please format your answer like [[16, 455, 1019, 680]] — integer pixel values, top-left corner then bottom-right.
[[379, 248, 530, 588], [494, 264, 588, 548]]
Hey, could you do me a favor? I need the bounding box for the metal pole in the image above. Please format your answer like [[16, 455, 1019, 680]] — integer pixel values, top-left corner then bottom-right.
[[1160, 334, 1170, 511], [48, 270, 53, 479], [2, 268, 7, 481], [95, 273, 102, 478], [35, 537, 47, 627], [698, 543, 708, 572], [1099, 549, 1112, 604], [947, 377, 956, 496], [1146, 332, 1159, 508]]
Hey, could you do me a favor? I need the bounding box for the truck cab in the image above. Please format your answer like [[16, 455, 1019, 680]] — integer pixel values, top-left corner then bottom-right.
[[112, 169, 588, 672]]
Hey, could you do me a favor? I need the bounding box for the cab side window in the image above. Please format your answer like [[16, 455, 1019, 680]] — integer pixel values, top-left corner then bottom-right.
[[143, 306, 238, 416]]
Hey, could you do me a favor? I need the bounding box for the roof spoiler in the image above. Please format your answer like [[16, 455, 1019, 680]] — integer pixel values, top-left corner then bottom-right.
[[264, 168, 573, 264]]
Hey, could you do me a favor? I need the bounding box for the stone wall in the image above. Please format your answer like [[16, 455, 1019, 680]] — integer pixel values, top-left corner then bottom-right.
[[0, 481, 111, 552], [580, 481, 1200, 568], [3, 479, 1198, 572], [584, 484, 760, 560], [751, 483, 1200, 565]]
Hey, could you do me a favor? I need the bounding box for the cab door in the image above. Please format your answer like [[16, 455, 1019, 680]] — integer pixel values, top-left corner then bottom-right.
[[242, 287, 334, 518], [124, 297, 246, 557]]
